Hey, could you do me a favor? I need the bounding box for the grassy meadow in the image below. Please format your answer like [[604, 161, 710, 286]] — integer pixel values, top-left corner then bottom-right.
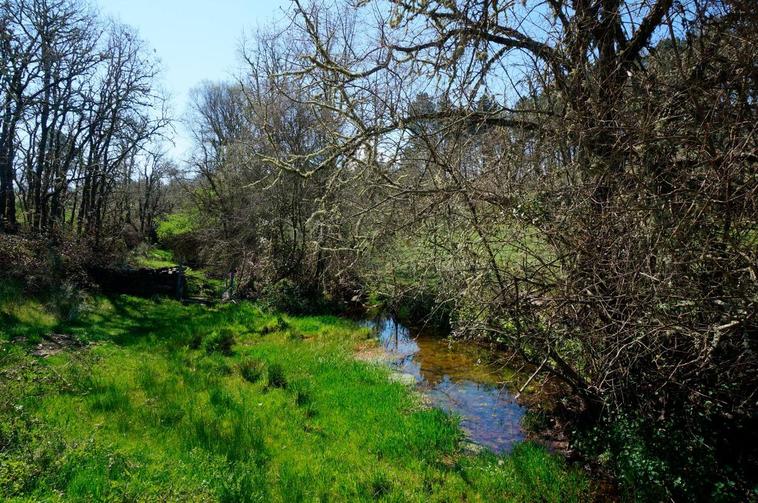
[[0, 282, 589, 501]]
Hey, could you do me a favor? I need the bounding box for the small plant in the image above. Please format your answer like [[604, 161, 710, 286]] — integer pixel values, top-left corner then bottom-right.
[[521, 410, 550, 433], [370, 472, 392, 499], [203, 328, 236, 355], [267, 362, 287, 389], [239, 359, 265, 384], [258, 315, 289, 335]]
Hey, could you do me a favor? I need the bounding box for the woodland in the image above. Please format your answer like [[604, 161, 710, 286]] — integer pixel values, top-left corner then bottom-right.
[[1, 0, 756, 501]]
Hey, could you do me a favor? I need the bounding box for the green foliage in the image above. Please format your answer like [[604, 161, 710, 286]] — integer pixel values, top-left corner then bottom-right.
[[155, 212, 205, 267], [275, 315, 288, 331], [521, 410, 551, 434], [188, 331, 204, 349], [576, 412, 748, 502], [184, 268, 225, 299], [290, 378, 313, 408], [261, 278, 325, 315], [156, 211, 199, 242], [130, 246, 177, 269], [395, 291, 450, 329]]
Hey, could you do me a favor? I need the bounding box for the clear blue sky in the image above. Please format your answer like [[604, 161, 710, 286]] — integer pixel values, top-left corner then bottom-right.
[[98, 0, 290, 160]]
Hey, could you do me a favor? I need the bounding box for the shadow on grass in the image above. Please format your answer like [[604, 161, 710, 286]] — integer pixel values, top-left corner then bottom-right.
[[58, 294, 266, 351]]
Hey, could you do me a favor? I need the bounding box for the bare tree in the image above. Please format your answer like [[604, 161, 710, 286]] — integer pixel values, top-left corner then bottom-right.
[[1, 0, 169, 243], [273, 0, 757, 495]]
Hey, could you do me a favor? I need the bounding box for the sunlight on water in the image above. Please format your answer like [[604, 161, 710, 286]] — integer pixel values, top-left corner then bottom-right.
[[365, 318, 525, 453]]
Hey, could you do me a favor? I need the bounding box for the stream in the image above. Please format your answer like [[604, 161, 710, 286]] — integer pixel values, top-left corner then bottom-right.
[[364, 317, 525, 454]]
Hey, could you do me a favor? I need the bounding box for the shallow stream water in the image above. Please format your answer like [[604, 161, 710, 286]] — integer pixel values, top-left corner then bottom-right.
[[364, 318, 525, 453]]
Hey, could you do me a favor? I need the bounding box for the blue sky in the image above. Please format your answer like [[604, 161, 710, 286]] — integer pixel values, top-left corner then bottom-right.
[[98, 0, 290, 160]]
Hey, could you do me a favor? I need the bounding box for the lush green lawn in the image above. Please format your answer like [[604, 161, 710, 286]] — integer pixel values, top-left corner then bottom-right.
[[0, 284, 589, 502]]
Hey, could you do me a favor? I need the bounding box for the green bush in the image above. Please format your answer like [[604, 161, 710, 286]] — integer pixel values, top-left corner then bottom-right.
[[291, 379, 313, 407], [188, 332, 203, 350], [577, 412, 748, 502], [261, 279, 325, 315], [156, 211, 204, 267], [203, 329, 236, 355], [369, 472, 392, 499], [275, 315, 288, 331], [156, 211, 199, 242]]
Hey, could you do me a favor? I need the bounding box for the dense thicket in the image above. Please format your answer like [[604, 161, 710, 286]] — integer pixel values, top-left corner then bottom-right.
[[0, 0, 169, 244], [173, 0, 756, 499], [174, 35, 369, 302]]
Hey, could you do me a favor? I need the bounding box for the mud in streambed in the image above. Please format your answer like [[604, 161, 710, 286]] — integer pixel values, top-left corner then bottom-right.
[[362, 318, 525, 454]]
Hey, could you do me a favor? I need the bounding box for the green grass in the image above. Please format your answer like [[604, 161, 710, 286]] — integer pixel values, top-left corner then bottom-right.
[[0, 284, 589, 502], [130, 247, 177, 269]]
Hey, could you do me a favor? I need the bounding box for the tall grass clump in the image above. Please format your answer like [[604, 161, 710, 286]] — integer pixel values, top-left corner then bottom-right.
[[266, 362, 287, 389], [239, 358, 265, 383], [203, 328, 236, 355]]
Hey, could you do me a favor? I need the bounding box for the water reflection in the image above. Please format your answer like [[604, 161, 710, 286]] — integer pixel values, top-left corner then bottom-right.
[[365, 318, 525, 453]]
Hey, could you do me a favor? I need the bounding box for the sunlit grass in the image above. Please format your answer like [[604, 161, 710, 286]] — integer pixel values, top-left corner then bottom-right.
[[0, 290, 590, 501], [0, 282, 59, 341], [129, 247, 177, 269]]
